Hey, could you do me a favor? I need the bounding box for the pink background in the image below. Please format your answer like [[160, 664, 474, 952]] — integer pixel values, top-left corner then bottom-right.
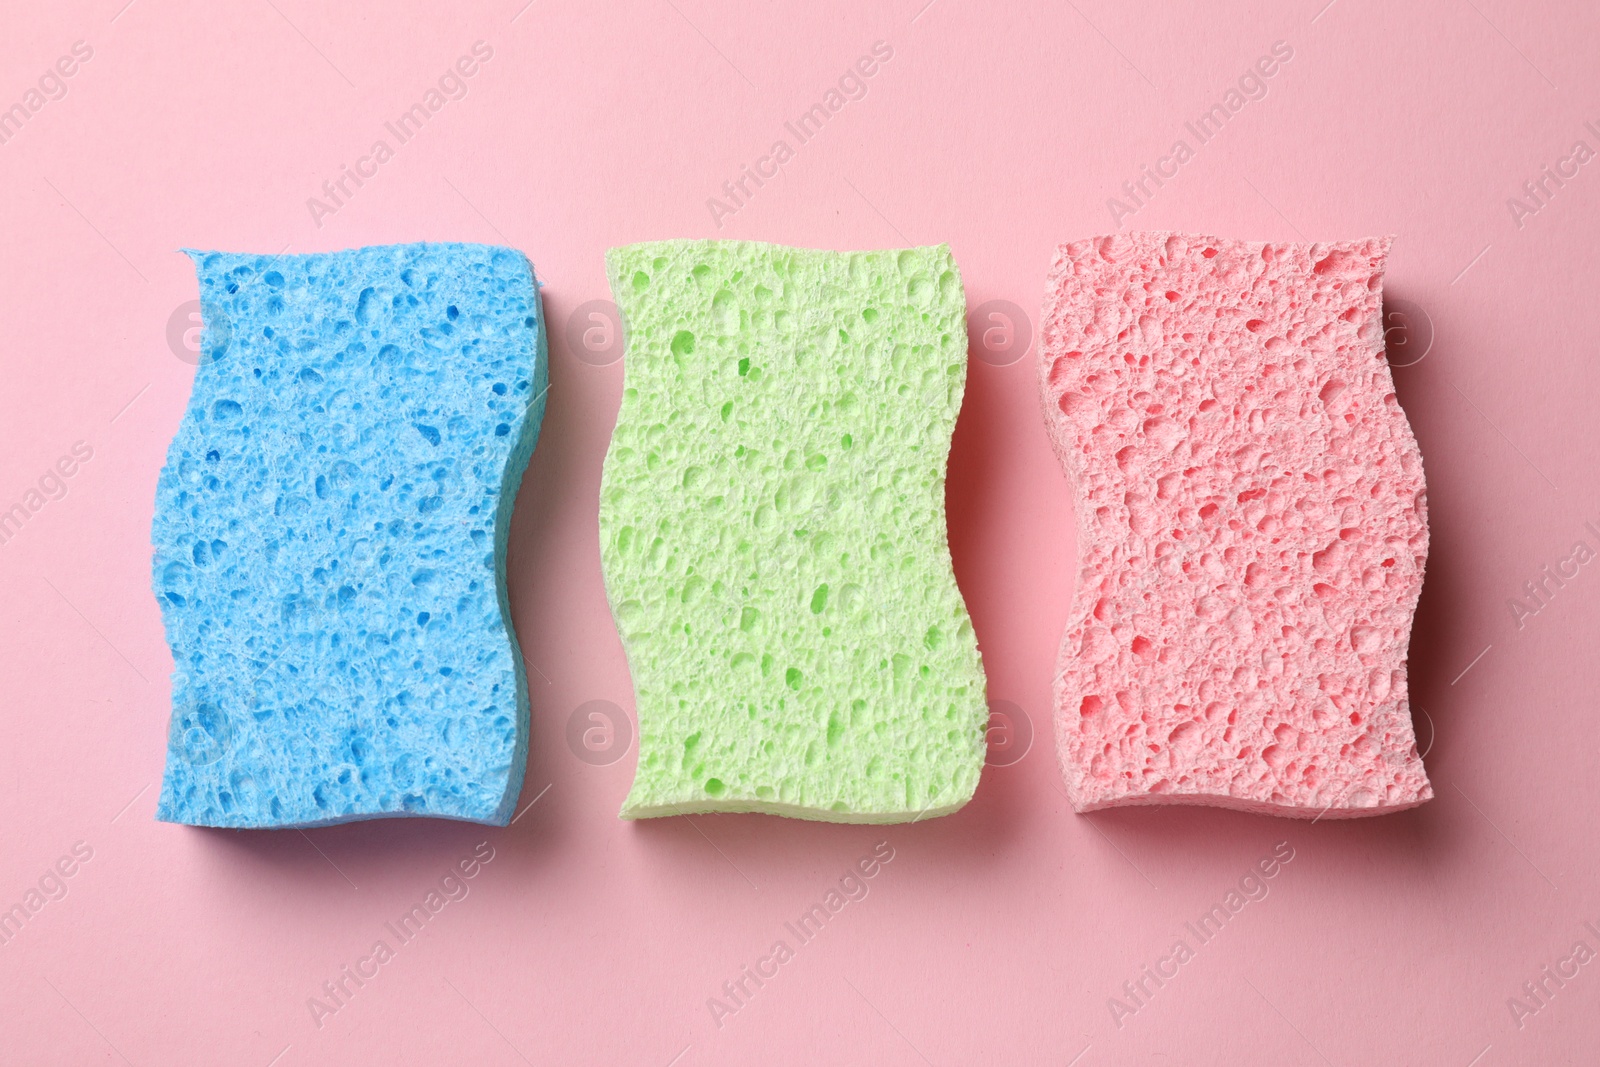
[[2, 0, 1597, 1063]]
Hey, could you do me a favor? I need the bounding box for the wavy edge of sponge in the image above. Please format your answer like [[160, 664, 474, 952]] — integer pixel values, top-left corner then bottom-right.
[[1038, 232, 1432, 821], [152, 242, 546, 829]]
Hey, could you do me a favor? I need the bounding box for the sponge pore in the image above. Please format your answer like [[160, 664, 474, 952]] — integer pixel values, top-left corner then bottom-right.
[[601, 240, 987, 822], [153, 243, 547, 828], [1038, 233, 1431, 818]]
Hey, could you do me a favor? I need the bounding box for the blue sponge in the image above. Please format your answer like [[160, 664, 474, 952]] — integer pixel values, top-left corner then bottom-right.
[[153, 243, 546, 828]]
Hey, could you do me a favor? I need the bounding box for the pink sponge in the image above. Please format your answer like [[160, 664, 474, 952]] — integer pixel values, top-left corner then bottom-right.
[[1038, 233, 1432, 818]]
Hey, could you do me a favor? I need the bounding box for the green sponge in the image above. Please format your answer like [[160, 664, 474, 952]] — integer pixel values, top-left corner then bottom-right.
[[600, 239, 987, 823]]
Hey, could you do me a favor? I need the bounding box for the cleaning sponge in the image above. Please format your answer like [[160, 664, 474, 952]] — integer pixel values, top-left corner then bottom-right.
[[153, 243, 546, 828], [1039, 233, 1431, 818], [601, 240, 987, 822]]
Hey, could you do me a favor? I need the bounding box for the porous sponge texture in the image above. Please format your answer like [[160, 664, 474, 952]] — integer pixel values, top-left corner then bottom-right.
[[154, 243, 547, 828], [601, 240, 986, 822], [1039, 233, 1431, 818]]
